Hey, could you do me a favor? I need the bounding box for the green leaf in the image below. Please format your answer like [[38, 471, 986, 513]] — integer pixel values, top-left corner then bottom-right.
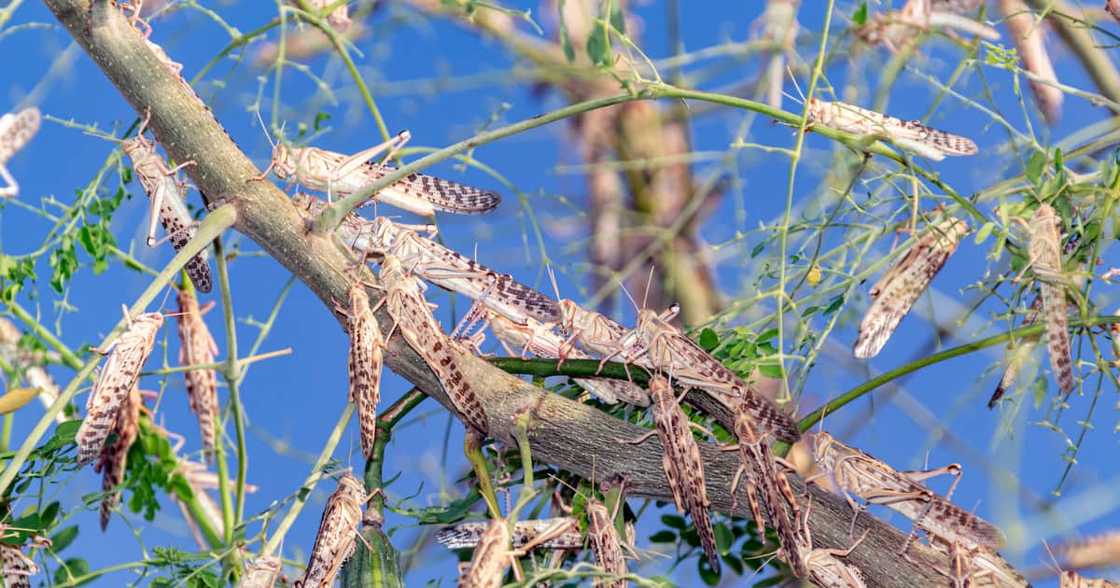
[[758, 363, 783, 379], [648, 530, 677, 543], [698, 328, 719, 352], [714, 523, 733, 554], [609, 3, 626, 33], [50, 525, 79, 553], [852, 1, 868, 25], [698, 556, 721, 585], [54, 557, 91, 585], [586, 21, 612, 67], [974, 221, 995, 245], [557, 0, 576, 63], [660, 514, 687, 529], [1026, 150, 1046, 184]]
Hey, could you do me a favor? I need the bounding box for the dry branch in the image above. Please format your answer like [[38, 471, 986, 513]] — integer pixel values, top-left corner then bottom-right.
[[40, 1, 1022, 585]]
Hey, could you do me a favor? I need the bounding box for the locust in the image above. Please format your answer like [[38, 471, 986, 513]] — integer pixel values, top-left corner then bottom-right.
[[338, 280, 383, 458], [0, 543, 37, 588], [458, 519, 513, 588], [176, 287, 219, 456], [791, 499, 868, 588], [480, 307, 649, 406], [380, 254, 489, 433], [0, 107, 40, 198], [436, 517, 582, 551], [1056, 532, 1120, 570], [988, 296, 1042, 408], [239, 556, 282, 588], [122, 119, 213, 293], [1060, 571, 1120, 588], [293, 195, 559, 325], [853, 217, 969, 359], [296, 473, 365, 588], [620, 305, 801, 443], [586, 494, 629, 588], [77, 310, 164, 466], [1028, 204, 1074, 394], [811, 432, 1004, 552], [268, 132, 500, 216], [556, 300, 631, 363], [625, 375, 720, 572], [804, 97, 978, 160], [724, 402, 805, 576], [95, 383, 141, 529]]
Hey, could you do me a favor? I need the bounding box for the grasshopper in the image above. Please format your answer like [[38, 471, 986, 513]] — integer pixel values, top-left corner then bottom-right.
[[620, 305, 801, 443], [812, 432, 1003, 552], [853, 217, 969, 359], [1028, 204, 1074, 394], [479, 307, 649, 406], [95, 383, 141, 530], [436, 517, 582, 551], [0, 543, 37, 588], [121, 118, 213, 293], [77, 310, 164, 466], [723, 404, 805, 576], [0, 107, 40, 198], [268, 132, 500, 216], [176, 287, 219, 456], [296, 473, 365, 588], [804, 97, 978, 161], [586, 492, 631, 588], [791, 498, 868, 588], [380, 254, 489, 434], [239, 557, 282, 588], [625, 375, 720, 572], [293, 194, 559, 325]]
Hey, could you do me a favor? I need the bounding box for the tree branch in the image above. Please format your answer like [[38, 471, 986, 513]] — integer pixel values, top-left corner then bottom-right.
[[39, 2, 1023, 585]]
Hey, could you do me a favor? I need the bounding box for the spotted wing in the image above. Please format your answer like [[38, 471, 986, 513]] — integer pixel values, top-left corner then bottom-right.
[[854, 218, 968, 359], [364, 165, 501, 214], [1029, 204, 1073, 394], [0, 108, 40, 165]]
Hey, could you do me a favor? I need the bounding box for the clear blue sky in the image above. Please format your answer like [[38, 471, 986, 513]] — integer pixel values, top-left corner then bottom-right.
[[1, 1, 1117, 586]]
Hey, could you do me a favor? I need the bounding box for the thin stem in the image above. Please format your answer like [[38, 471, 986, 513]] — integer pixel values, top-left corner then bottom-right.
[[777, 0, 835, 402], [140, 348, 292, 376], [293, 0, 391, 143], [796, 316, 1120, 433], [213, 237, 249, 526], [464, 430, 502, 520], [260, 404, 354, 557], [366, 387, 427, 515], [0, 205, 237, 495]]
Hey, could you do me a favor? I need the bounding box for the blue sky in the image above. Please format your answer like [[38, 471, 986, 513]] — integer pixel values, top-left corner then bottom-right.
[[1, 1, 1118, 586]]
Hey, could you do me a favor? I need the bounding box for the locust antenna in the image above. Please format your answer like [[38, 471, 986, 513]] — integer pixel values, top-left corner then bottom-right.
[[787, 66, 806, 104], [641, 265, 655, 311], [255, 108, 275, 149], [617, 279, 640, 315]]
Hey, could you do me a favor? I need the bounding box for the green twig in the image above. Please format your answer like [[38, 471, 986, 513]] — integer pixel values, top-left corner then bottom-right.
[[260, 403, 354, 558], [796, 316, 1120, 433], [213, 237, 249, 527]]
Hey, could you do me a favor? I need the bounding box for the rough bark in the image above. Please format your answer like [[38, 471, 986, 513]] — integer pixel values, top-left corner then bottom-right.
[[40, 1, 1020, 586]]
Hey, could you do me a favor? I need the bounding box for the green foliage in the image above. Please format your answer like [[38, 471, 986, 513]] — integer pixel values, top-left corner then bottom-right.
[[148, 547, 223, 588], [123, 422, 193, 523]]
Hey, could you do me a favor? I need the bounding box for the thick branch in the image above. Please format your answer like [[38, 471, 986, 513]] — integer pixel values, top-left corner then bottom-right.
[[40, 2, 1019, 585]]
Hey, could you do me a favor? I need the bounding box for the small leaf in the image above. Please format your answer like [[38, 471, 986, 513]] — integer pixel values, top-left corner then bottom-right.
[[698, 556, 721, 585], [974, 221, 995, 245], [649, 530, 677, 543], [852, 1, 869, 25], [660, 514, 687, 529], [698, 328, 719, 352], [50, 525, 79, 553], [54, 558, 91, 585], [714, 523, 733, 554], [609, 3, 626, 33], [758, 363, 783, 379], [586, 21, 611, 67], [1026, 150, 1046, 184], [557, 0, 576, 63]]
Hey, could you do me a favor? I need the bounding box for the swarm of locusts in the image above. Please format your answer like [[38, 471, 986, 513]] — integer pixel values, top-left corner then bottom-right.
[[43, 5, 1083, 583]]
